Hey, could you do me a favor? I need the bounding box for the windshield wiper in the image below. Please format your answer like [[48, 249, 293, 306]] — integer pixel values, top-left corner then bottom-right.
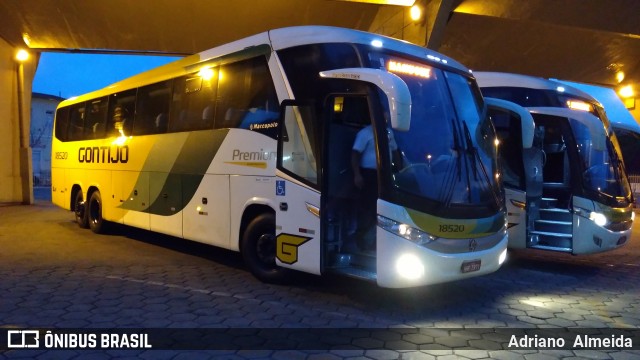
[[441, 118, 464, 207], [462, 120, 501, 208]]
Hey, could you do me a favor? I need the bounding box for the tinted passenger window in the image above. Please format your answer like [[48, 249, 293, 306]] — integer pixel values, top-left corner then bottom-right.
[[215, 57, 278, 133], [84, 97, 108, 139], [67, 103, 86, 141], [135, 80, 173, 135], [55, 107, 70, 141], [170, 70, 218, 132], [107, 89, 137, 137]]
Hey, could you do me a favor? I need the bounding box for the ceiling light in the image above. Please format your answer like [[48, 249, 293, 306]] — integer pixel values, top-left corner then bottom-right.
[[15, 49, 29, 62], [410, 5, 422, 21], [619, 85, 634, 98]]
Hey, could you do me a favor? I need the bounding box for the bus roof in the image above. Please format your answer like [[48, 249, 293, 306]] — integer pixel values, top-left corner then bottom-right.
[[59, 26, 469, 108], [475, 72, 595, 102], [553, 79, 640, 133]]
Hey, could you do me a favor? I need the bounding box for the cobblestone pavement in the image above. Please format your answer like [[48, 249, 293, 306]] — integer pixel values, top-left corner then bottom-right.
[[0, 201, 638, 359]]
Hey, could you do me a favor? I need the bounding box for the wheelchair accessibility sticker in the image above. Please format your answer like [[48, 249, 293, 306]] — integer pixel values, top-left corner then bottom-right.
[[276, 180, 286, 196]]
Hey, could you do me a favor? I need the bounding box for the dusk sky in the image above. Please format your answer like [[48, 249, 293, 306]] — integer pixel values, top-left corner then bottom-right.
[[33, 52, 182, 99]]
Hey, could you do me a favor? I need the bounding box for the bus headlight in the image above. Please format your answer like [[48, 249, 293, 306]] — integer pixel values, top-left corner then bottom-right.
[[396, 253, 425, 280], [378, 215, 436, 245], [589, 212, 607, 227], [632, 211, 635, 222]]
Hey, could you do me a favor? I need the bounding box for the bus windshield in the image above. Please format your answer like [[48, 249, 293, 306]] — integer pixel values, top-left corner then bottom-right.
[[571, 117, 632, 199], [370, 53, 502, 216]]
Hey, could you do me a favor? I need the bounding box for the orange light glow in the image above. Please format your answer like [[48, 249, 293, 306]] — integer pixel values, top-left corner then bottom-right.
[[567, 100, 592, 112], [388, 60, 431, 78], [15, 49, 29, 62]]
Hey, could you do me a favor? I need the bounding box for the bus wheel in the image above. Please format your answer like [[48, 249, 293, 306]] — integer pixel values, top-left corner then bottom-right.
[[74, 190, 88, 228], [241, 213, 288, 283], [87, 191, 107, 234]]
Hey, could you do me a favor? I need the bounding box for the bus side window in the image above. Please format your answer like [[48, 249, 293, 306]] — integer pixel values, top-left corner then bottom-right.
[[215, 56, 278, 135], [84, 97, 108, 139], [67, 102, 86, 141], [107, 89, 137, 137], [135, 80, 172, 135], [170, 69, 218, 132], [55, 107, 70, 141], [490, 109, 525, 190]]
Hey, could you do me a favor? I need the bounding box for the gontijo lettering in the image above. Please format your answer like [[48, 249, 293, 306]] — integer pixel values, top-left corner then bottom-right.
[[78, 145, 129, 163]]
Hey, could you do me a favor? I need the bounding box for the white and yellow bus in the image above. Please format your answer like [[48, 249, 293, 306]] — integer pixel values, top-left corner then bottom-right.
[[476, 72, 635, 255], [51, 26, 508, 288]]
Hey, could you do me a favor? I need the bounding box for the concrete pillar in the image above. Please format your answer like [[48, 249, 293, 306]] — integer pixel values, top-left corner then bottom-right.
[[0, 38, 37, 204]]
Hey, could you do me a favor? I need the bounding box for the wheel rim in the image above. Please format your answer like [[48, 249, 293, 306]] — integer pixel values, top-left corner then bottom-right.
[[256, 233, 276, 268], [75, 196, 84, 220], [89, 197, 100, 225]]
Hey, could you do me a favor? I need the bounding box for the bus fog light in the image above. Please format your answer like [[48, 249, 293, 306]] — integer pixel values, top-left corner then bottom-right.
[[396, 253, 424, 280], [589, 212, 607, 227], [498, 249, 507, 265]]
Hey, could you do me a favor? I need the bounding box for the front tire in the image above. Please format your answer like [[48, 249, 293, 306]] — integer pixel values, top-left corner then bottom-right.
[[241, 213, 288, 283], [74, 190, 88, 228], [87, 191, 107, 234]]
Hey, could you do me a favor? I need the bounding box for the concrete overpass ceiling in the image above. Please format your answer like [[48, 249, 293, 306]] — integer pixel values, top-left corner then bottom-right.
[[0, 0, 383, 54], [1, 0, 639, 87], [440, 0, 640, 87]]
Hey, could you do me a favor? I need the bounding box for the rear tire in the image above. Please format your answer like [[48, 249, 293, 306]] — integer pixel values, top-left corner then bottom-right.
[[87, 190, 108, 234], [241, 213, 288, 283], [74, 190, 88, 228]]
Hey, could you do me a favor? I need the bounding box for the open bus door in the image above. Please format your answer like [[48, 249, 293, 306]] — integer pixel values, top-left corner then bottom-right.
[[274, 69, 411, 280], [274, 100, 322, 276], [486, 98, 542, 249]]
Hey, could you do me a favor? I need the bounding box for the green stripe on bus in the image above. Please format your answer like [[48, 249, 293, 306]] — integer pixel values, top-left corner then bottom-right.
[[120, 129, 229, 215]]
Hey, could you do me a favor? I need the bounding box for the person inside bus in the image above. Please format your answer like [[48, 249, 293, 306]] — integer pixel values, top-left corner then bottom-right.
[[351, 123, 397, 251]]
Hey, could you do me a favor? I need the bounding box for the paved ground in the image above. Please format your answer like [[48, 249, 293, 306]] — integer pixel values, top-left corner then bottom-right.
[[0, 197, 639, 359]]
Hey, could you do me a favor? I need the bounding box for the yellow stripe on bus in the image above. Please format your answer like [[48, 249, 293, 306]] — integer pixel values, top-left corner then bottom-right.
[[224, 161, 267, 169]]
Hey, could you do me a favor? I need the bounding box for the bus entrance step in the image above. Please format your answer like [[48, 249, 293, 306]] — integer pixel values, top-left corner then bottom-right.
[[534, 219, 572, 233], [539, 208, 572, 222], [530, 230, 572, 250], [529, 244, 573, 253], [350, 251, 376, 270], [332, 266, 377, 281]]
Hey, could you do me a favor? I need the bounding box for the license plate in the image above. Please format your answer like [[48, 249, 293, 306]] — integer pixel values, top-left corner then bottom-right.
[[461, 259, 481, 273]]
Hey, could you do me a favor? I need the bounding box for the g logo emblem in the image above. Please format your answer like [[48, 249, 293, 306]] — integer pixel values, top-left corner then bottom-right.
[[276, 233, 312, 264]]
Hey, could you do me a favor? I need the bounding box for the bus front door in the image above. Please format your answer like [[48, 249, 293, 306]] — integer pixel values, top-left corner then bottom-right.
[[274, 101, 322, 275], [486, 98, 540, 249]]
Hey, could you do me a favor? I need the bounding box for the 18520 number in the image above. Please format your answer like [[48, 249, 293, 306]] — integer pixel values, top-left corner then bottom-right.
[[439, 224, 465, 233]]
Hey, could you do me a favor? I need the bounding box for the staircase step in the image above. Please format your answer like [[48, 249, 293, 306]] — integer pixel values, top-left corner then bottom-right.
[[529, 244, 573, 253], [539, 208, 573, 221], [536, 219, 572, 225], [534, 219, 572, 233], [540, 208, 571, 213], [331, 266, 377, 281], [530, 230, 572, 250], [530, 230, 572, 238]]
